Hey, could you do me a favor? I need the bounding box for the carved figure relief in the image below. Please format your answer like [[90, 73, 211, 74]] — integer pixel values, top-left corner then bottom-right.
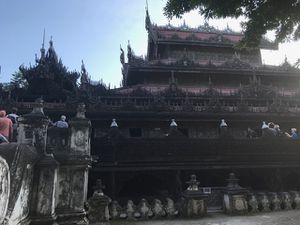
[[0, 157, 9, 224], [75, 131, 85, 147]]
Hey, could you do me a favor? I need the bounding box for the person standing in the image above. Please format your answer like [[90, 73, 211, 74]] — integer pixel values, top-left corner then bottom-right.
[[53, 115, 69, 128], [7, 107, 19, 129], [0, 110, 13, 142], [285, 128, 298, 140]]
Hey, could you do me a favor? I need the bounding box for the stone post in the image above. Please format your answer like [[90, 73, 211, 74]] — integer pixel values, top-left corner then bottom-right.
[[289, 191, 300, 209], [87, 179, 111, 225], [17, 98, 59, 225], [17, 98, 49, 153], [223, 173, 248, 215], [54, 103, 91, 225], [182, 174, 208, 217]]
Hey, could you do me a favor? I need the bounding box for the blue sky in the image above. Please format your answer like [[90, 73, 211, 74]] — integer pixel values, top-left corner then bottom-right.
[[1, 0, 300, 87]]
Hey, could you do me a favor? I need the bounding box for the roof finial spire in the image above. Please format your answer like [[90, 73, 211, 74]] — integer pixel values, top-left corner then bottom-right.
[[145, 0, 151, 31], [127, 40, 132, 62], [80, 60, 89, 84], [50, 35, 53, 47], [120, 44, 125, 64], [42, 28, 45, 49], [40, 29, 46, 59], [145, 0, 148, 11]]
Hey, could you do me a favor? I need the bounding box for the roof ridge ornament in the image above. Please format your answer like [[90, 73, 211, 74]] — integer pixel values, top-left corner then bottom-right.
[[181, 19, 188, 30], [46, 36, 58, 63], [120, 45, 125, 65], [220, 119, 227, 127], [170, 119, 178, 127], [127, 40, 132, 63], [110, 118, 118, 128]]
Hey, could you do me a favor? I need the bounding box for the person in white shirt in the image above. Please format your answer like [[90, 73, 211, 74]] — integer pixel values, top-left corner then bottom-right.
[[53, 115, 69, 128]]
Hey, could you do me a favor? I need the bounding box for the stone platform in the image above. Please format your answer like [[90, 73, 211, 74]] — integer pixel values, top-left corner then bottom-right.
[[110, 210, 300, 225]]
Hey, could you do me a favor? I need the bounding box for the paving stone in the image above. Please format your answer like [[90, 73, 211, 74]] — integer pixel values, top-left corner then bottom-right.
[[110, 211, 300, 225]]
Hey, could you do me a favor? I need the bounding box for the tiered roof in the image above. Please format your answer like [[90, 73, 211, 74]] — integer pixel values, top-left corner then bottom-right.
[[145, 9, 277, 49]]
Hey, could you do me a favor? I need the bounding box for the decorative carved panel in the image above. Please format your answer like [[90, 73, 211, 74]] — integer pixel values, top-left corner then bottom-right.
[[0, 156, 10, 223]]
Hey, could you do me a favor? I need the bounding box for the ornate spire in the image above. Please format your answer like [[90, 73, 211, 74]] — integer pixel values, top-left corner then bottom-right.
[[127, 40, 132, 62], [181, 19, 188, 30], [81, 60, 86, 74], [40, 29, 46, 60], [120, 45, 125, 64], [47, 36, 58, 63], [145, 0, 151, 30], [80, 60, 89, 84]]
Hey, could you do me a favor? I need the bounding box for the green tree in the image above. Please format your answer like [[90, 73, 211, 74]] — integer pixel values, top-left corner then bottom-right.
[[164, 0, 300, 48], [10, 70, 28, 89]]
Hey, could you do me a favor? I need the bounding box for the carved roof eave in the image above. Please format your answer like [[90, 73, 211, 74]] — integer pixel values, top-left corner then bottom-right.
[[126, 64, 300, 77], [155, 38, 277, 50], [86, 109, 300, 121], [146, 22, 158, 43], [153, 25, 277, 50], [156, 38, 236, 48]]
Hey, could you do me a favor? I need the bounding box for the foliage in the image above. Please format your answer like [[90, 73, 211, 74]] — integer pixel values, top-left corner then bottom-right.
[[164, 0, 300, 48], [19, 56, 80, 99], [10, 70, 28, 89]]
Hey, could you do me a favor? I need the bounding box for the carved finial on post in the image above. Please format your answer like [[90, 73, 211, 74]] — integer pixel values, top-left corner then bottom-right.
[[226, 172, 241, 189], [223, 172, 248, 214], [186, 174, 200, 191], [31, 97, 45, 115], [88, 179, 111, 224], [182, 174, 208, 217], [93, 179, 105, 196], [76, 103, 86, 119]]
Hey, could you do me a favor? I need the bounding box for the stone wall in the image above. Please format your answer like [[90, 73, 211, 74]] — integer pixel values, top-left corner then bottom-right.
[[0, 144, 38, 225], [0, 99, 92, 225]]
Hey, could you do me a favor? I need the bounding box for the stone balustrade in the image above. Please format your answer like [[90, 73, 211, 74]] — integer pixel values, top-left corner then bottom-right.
[[86, 190, 300, 222], [86, 175, 300, 223]]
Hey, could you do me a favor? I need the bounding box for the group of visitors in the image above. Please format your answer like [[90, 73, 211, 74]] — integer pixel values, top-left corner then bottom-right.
[[0, 108, 69, 144], [221, 119, 298, 140], [261, 121, 298, 139]]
